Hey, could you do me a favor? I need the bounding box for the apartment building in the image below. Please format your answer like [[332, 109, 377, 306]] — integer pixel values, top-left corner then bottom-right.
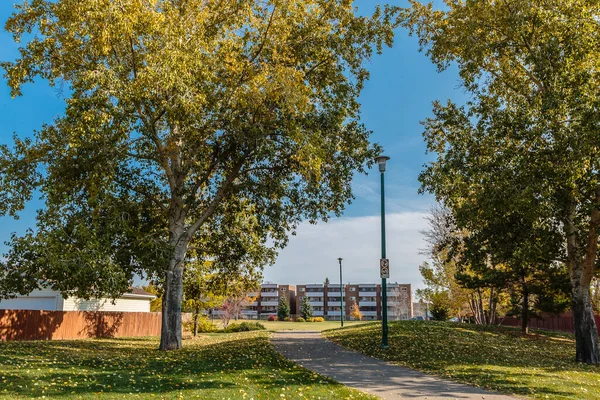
[[240, 283, 296, 318], [295, 282, 413, 320]]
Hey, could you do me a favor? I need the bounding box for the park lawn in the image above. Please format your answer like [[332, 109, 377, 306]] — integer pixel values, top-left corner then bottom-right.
[[257, 320, 368, 332], [324, 321, 600, 400], [0, 331, 375, 400]]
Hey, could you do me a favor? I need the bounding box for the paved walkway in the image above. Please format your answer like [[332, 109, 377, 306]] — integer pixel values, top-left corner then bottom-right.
[[271, 331, 517, 400]]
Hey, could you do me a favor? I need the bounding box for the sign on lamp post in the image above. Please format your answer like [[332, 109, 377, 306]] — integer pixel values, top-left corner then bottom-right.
[[375, 155, 390, 349]]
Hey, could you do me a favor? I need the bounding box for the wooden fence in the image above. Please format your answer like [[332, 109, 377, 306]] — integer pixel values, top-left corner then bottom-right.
[[499, 312, 600, 334], [0, 310, 164, 341]]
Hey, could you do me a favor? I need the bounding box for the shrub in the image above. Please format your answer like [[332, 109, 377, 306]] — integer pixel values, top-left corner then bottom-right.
[[312, 317, 324, 322], [267, 314, 277, 321], [223, 321, 266, 333], [183, 315, 218, 334], [296, 317, 306, 322]]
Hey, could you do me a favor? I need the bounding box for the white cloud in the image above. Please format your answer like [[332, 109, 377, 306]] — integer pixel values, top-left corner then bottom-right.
[[263, 212, 429, 290]]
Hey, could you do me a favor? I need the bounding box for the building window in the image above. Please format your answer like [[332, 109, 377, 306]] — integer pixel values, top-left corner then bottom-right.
[[280, 287, 286, 292], [300, 287, 305, 292], [350, 296, 356, 301], [350, 287, 356, 292], [401, 287, 408, 291]]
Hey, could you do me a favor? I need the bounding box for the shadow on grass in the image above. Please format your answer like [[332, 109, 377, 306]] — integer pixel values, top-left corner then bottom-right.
[[0, 334, 341, 398]]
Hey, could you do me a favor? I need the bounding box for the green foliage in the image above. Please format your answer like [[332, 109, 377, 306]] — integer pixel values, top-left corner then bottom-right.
[[0, 0, 400, 348], [277, 296, 290, 321], [222, 321, 265, 333], [296, 317, 306, 322], [0, 332, 376, 399], [300, 296, 314, 320], [403, 0, 600, 361], [429, 292, 450, 321], [326, 321, 600, 399]]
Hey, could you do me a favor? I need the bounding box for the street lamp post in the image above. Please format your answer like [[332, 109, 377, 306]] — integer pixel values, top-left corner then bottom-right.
[[375, 155, 390, 349], [338, 257, 344, 327]]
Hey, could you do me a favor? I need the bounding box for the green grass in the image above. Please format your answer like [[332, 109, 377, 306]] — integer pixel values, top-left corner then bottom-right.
[[0, 331, 375, 399], [324, 321, 600, 400], [257, 320, 368, 332]]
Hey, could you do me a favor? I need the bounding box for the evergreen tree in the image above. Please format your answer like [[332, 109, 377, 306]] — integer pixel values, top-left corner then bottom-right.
[[300, 296, 314, 320], [324, 277, 330, 285], [277, 296, 290, 321]]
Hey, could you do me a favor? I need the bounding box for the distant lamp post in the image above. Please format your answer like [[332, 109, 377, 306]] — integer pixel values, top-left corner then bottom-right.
[[375, 155, 390, 349], [338, 257, 344, 327]]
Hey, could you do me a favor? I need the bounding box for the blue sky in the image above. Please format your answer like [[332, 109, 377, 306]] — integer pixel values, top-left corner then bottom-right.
[[0, 1, 468, 289]]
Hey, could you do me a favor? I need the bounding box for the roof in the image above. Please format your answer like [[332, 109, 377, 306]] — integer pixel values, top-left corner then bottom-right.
[[122, 288, 157, 300]]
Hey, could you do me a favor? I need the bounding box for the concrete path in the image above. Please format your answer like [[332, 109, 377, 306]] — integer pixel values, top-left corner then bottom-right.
[[271, 331, 517, 400]]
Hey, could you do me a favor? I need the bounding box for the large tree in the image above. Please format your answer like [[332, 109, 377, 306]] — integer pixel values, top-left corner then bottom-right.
[[404, 0, 600, 362], [0, 0, 399, 350]]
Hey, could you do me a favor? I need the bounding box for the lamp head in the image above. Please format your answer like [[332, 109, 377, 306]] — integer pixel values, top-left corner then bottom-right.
[[338, 257, 343, 262], [375, 155, 390, 172]]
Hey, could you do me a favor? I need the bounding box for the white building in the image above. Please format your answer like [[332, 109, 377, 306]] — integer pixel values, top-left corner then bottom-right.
[[0, 288, 156, 313]]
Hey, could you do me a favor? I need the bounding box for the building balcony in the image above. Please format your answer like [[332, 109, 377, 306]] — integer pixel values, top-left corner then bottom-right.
[[247, 292, 258, 298], [327, 310, 344, 316], [308, 301, 323, 307], [241, 310, 257, 315], [260, 292, 279, 297], [261, 300, 279, 307], [359, 301, 377, 307], [248, 301, 258, 306], [313, 310, 324, 316], [305, 291, 324, 297], [361, 311, 377, 316], [359, 291, 377, 297]]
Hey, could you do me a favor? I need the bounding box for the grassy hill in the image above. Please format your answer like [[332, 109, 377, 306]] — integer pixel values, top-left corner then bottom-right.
[[324, 321, 600, 400]]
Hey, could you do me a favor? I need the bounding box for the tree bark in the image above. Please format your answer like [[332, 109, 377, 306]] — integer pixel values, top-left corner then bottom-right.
[[521, 279, 529, 335], [159, 236, 188, 351], [565, 194, 600, 364], [193, 307, 200, 337], [572, 283, 599, 363]]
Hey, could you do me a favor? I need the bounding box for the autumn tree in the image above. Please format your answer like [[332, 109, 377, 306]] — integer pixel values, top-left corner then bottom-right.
[[404, 0, 600, 362], [349, 301, 362, 321], [142, 284, 163, 313], [0, 0, 400, 350]]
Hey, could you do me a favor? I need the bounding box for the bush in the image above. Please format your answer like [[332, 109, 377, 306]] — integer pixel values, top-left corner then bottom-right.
[[267, 314, 277, 321], [296, 317, 306, 322], [183, 315, 218, 334], [223, 321, 266, 333], [312, 317, 324, 322]]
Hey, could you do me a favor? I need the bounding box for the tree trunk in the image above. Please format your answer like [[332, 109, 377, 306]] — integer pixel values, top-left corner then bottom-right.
[[521, 281, 529, 335], [565, 196, 600, 364], [571, 271, 600, 363], [193, 307, 200, 337], [159, 238, 188, 351]]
